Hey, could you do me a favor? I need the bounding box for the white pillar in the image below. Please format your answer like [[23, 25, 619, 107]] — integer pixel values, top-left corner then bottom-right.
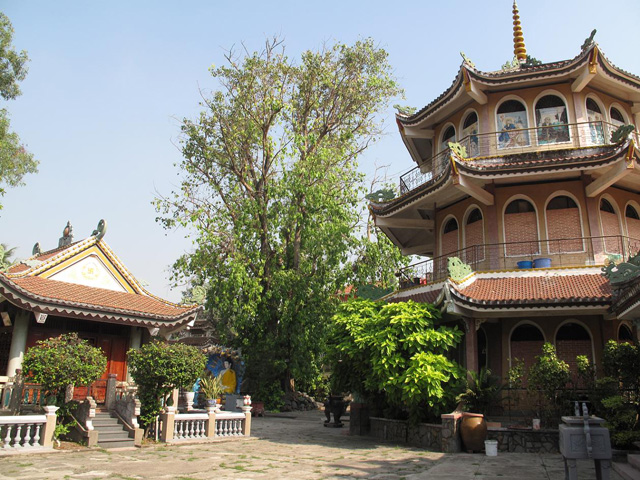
[[6, 310, 30, 378], [127, 327, 143, 382]]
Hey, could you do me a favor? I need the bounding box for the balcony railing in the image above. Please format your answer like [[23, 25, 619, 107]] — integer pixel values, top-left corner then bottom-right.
[[397, 235, 640, 289], [399, 121, 638, 195]]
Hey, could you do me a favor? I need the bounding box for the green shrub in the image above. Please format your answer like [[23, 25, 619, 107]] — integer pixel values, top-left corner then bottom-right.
[[128, 341, 206, 431], [328, 299, 464, 423], [22, 333, 106, 404]]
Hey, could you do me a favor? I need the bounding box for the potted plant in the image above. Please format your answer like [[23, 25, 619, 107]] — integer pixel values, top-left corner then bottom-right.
[[456, 367, 504, 452], [199, 373, 225, 407]]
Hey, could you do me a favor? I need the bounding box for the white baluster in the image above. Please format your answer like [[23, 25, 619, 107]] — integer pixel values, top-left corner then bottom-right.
[[33, 424, 41, 446], [2, 426, 10, 448], [13, 425, 22, 448], [188, 420, 193, 438], [23, 423, 32, 447], [173, 420, 179, 439]]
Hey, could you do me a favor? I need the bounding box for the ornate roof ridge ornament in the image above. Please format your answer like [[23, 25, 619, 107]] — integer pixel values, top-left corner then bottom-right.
[[512, 1, 527, 64], [91, 219, 107, 240], [58, 221, 74, 248], [602, 252, 640, 287]]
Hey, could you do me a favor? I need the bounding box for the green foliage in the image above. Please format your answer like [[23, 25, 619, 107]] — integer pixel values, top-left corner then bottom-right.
[[528, 342, 571, 425], [594, 340, 640, 448], [0, 243, 16, 270], [128, 342, 206, 429], [507, 357, 525, 389], [528, 342, 571, 399], [155, 37, 402, 398], [456, 367, 505, 416], [328, 299, 464, 422], [0, 13, 38, 207], [22, 333, 107, 405], [198, 373, 224, 400]]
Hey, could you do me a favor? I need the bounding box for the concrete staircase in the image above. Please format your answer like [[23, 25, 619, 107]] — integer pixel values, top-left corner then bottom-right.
[[613, 454, 640, 480], [93, 411, 135, 449]]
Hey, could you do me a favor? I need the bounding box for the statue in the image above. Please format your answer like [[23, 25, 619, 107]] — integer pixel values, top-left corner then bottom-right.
[[58, 221, 74, 248], [218, 359, 237, 394], [91, 219, 107, 240]]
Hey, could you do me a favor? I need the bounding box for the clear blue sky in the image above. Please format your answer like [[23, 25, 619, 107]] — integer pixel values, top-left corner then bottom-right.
[[2, 0, 639, 302]]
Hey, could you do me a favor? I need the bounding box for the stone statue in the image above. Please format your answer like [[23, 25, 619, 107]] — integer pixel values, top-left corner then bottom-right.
[[581, 29, 597, 51], [58, 221, 74, 248], [610, 124, 635, 144]]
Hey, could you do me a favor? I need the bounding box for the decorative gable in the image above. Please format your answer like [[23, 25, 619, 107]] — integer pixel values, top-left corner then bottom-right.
[[46, 253, 128, 293]]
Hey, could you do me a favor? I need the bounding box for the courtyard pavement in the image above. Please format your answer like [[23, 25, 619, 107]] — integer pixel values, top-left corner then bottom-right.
[[0, 410, 624, 479]]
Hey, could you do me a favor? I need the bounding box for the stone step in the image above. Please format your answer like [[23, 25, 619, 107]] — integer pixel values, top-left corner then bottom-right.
[[93, 419, 120, 427], [613, 462, 640, 480], [96, 425, 128, 437], [98, 431, 132, 441], [97, 438, 136, 449], [629, 455, 640, 471]]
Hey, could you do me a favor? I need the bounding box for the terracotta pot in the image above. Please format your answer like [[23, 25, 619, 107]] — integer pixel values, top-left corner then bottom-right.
[[460, 412, 487, 452]]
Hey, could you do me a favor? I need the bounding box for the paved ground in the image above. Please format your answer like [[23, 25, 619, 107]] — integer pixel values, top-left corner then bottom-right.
[[0, 410, 624, 479]]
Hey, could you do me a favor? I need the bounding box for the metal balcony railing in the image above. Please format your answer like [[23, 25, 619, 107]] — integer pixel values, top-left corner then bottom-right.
[[396, 235, 640, 289], [399, 121, 639, 195]]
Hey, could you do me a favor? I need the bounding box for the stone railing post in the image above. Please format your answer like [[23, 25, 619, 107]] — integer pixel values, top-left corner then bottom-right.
[[41, 405, 59, 448], [104, 373, 117, 410], [242, 406, 252, 436], [206, 407, 217, 438], [440, 412, 462, 453], [160, 406, 175, 442]]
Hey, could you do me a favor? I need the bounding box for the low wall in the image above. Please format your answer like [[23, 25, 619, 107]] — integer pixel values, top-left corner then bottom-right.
[[369, 417, 441, 450], [366, 417, 558, 453], [487, 428, 559, 454]]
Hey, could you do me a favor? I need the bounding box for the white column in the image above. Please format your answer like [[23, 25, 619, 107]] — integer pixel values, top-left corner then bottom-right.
[[127, 327, 143, 382], [6, 310, 30, 377]]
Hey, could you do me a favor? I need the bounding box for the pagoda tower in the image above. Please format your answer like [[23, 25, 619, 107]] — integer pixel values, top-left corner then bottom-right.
[[370, 3, 640, 380]]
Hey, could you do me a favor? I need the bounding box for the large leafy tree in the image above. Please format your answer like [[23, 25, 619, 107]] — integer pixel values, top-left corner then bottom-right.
[[156, 38, 401, 399], [0, 13, 38, 207]]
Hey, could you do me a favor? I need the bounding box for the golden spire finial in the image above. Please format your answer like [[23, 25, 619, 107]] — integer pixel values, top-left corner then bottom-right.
[[512, 0, 527, 63]]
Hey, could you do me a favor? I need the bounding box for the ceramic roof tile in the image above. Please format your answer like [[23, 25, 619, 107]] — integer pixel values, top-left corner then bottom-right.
[[2, 275, 198, 320], [454, 274, 611, 305]]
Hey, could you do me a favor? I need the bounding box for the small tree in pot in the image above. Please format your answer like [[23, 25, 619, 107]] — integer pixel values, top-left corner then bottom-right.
[[198, 374, 225, 407]]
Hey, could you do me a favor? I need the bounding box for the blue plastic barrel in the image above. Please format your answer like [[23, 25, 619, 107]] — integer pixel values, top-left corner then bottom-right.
[[517, 260, 533, 269], [533, 258, 551, 268]]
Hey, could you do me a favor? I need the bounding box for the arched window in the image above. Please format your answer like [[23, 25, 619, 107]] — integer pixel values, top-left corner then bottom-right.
[[546, 195, 583, 253], [626, 204, 640, 243], [504, 199, 539, 256], [497, 99, 529, 148], [586, 98, 605, 144], [600, 198, 622, 254], [510, 323, 544, 386], [556, 323, 593, 383], [619, 324, 634, 343], [464, 207, 485, 263], [610, 106, 626, 128], [535, 95, 570, 144], [441, 217, 459, 256], [462, 112, 479, 157], [441, 125, 456, 152]]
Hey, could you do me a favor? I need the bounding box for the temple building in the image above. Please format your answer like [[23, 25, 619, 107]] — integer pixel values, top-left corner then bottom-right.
[[0, 220, 201, 402], [370, 2, 640, 380]]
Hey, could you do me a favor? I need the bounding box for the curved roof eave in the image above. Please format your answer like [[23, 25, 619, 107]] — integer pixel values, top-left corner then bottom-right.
[[0, 274, 202, 327], [397, 43, 640, 129]]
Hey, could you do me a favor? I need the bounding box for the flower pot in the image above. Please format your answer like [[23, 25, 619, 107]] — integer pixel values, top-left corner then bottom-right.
[[460, 412, 487, 452]]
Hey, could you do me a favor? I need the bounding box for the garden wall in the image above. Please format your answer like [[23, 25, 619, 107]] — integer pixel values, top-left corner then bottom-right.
[[365, 416, 559, 453]]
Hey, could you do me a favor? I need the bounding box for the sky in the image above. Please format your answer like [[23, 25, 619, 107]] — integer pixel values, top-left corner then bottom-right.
[[1, 0, 639, 302]]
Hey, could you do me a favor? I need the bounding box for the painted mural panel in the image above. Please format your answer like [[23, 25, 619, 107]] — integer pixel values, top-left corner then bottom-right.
[[536, 106, 570, 144], [497, 112, 530, 149]]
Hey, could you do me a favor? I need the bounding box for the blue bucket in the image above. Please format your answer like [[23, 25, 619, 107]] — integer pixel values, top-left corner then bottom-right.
[[517, 261, 533, 269], [534, 258, 552, 268]]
